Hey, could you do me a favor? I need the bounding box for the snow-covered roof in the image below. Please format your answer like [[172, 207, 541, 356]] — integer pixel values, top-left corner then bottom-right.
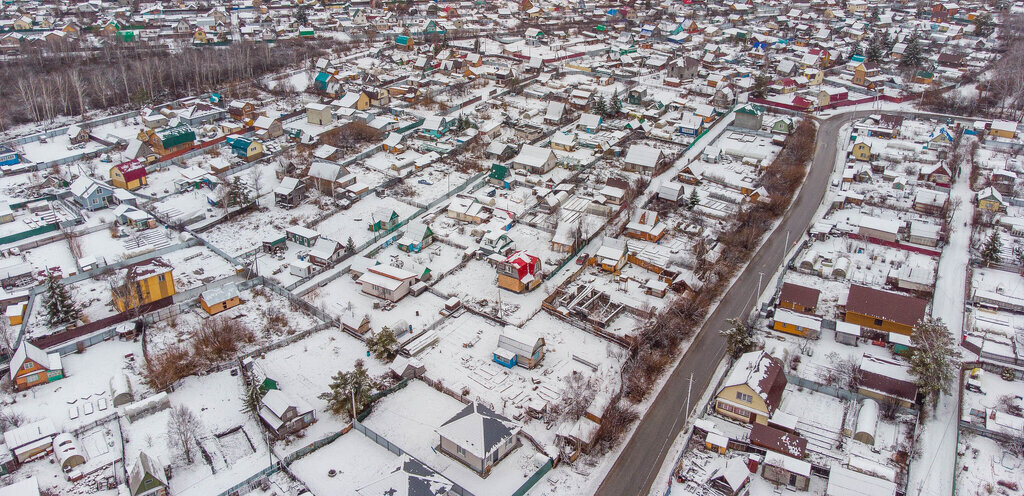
[[827, 465, 896, 496], [9, 341, 51, 379], [129, 451, 167, 495], [201, 283, 239, 306], [436, 402, 519, 460], [3, 418, 56, 451], [355, 455, 455, 496], [513, 144, 554, 169], [0, 476, 39, 496], [623, 144, 663, 168]]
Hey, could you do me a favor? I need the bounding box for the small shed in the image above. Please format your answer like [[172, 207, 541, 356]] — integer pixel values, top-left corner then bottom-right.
[[492, 347, 518, 368], [389, 356, 426, 379], [496, 328, 545, 368], [290, 260, 313, 278], [200, 283, 241, 316], [52, 433, 86, 471], [835, 321, 861, 346], [854, 399, 879, 446]]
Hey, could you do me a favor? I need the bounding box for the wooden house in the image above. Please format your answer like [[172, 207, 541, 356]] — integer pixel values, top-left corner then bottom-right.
[[778, 282, 819, 314], [843, 284, 928, 337], [772, 308, 822, 338], [128, 451, 168, 496], [624, 209, 666, 242], [199, 283, 241, 315], [493, 329, 545, 369], [286, 226, 320, 247], [110, 160, 149, 191], [497, 251, 542, 293], [137, 125, 195, 156], [368, 209, 400, 232], [3, 419, 57, 463], [357, 265, 418, 302], [397, 223, 434, 253], [111, 258, 176, 312], [8, 341, 63, 391], [714, 350, 787, 424], [762, 452, 811, 491], [259, 389, 315, 439], [274, 177, 306, 209]]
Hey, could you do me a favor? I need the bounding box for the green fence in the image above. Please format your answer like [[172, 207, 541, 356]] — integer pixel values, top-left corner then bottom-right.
[[511, 457, 553, 496], [0, 223, 58, 245]]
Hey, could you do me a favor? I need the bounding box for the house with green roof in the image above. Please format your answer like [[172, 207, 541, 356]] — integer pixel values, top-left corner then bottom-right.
[[734, 103, 766, 131], [137, 124, 195, 156], [489, 163, 510, 189]]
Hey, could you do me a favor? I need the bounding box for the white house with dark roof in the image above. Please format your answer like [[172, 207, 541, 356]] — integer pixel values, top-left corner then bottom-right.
[[436, 402, 520, 476], [622, 144, 665, 173]]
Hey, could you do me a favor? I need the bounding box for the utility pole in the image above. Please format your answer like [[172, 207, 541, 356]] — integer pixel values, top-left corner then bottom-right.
[[351, 387, 357, 422]]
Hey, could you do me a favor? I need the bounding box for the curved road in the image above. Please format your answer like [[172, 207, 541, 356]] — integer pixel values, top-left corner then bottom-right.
[[594, 109, 881, 496]]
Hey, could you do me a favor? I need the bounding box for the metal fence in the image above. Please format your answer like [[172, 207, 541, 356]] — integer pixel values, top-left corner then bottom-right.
[[352, 420, 474, 496]]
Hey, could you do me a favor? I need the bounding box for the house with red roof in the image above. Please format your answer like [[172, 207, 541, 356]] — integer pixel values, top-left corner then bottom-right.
[[497, 250, 542, 293], [110, 160, 149, 191]]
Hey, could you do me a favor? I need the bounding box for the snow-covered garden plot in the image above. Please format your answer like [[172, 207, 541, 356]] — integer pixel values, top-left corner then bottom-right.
[[15, 239, 77, 276], [397, 167, 473, 207], [372, 238, 466, 279], [416, 311, 624, 444], [18, 134, 107, 164], [957, 369, 1024, 496], [2, 339, 143, 434], [304, 274, 448, 332], [158, 245, 236, 291], [248, 328, 388, 455], [122, 370, 271, 496], [313, 196, 419, 248], [288, 427, 413, 494], [76, 228, 179, 265], [957, 434, 1022, 496], [144, 286, 324, 356], [431, 258, 553, 324], [794, 234, 939, 291], [361, 148, 424, 176], [200, 202, 325, 258], [361, 380, 549, 496], [152, 187, 216, 226]]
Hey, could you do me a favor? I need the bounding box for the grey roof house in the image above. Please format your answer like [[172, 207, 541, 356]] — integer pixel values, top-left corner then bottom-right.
[[436, 402, 520, 477]]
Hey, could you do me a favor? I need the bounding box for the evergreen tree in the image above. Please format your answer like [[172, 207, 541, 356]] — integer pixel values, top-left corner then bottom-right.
[[909, 317, 961, 407], [346, 236, 356, 254], [473, 37, 481, 53], [366, 327, 399, 362], [721, 318, 756, 359], [687, 189, 700, 210], [591, 95, 607, 116], [973, 12, 994, 37], [294, 5, 309, 25], [227, 177, 252, 207], [900, 33, 924, 68], [751, 73, 772, 98], [609, 89, 622, 116], [981, 230, 1002, 265], [318, 360, 380, 419], [43, 274, 80, 327]]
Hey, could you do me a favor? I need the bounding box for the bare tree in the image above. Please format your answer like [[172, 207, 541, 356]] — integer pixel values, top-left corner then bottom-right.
[[167, 405, 202, 464]]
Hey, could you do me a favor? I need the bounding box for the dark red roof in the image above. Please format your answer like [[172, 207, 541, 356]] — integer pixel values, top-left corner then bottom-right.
[[860, 369, 918, 403], [115, 160, 148, 182], [779, 282, 820, 310], [758, 354, 788, 414], [846, 284, 928, 327], [749, 423, 807, 458]]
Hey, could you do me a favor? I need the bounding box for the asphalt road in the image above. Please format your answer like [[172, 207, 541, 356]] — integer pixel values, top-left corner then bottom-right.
[[594, 110, 879, 496]]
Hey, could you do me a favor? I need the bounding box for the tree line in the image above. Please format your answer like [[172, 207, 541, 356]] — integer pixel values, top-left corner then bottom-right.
[[0, 39, 331, 131]]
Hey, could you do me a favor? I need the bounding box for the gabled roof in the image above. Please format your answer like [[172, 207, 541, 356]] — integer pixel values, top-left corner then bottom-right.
[[721, 350, 787, 414], [9, 341, 51, 379], [779, 282, 819, 309], [436, 402, 519, 459], [128, 451, 167, 496], [845, 284, 927, 328], [624, 144, 664, 168]]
